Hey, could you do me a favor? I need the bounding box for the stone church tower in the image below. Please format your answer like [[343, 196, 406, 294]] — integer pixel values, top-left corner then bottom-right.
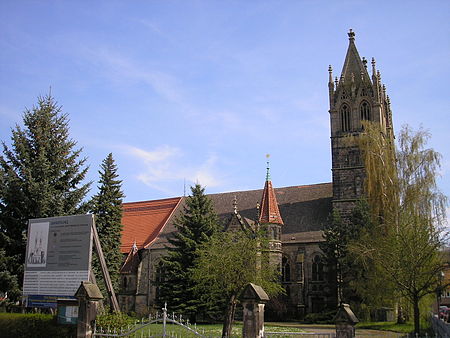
[[329, 30, 394, 219]]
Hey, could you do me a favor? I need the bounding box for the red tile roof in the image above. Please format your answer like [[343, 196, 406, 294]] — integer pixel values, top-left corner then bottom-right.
[[120, 197, 181, 253], [259, 179, 284, 225]]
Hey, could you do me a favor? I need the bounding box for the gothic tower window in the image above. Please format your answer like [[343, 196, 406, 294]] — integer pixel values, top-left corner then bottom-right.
[[282, 256, 291, 282], [360, 101, 371, 121], [340, 104, 350, 132], [312, 255, 324, 281]]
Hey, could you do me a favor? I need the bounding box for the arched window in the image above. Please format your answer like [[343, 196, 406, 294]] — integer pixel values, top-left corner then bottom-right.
[[155, 261, 165, 299], [312, 255, 324, 281], [340, 104, 350, 132], [360, 101, 371, 121], [282, 256, 291, 282]]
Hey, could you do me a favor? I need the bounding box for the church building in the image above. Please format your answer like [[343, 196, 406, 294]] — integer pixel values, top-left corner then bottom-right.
[[117, 30, 394, 318]]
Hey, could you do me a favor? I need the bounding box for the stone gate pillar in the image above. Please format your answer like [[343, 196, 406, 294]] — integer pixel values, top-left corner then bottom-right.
[[240, 283, 269, 338], [75, 281, 104, 338], [334, 303, 359, 338]]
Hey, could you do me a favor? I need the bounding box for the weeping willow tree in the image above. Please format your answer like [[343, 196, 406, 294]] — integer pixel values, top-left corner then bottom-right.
[[351, 122, 447, 334]]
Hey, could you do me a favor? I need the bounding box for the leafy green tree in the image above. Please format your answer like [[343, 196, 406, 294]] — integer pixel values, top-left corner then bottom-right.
[[90, 153, 124, 298], [353, 122, 447, 333], [157, 184, 218, 320], [0, 94, 90, 302], [191, 229, 283, 338], [348, 200, 396, 318]]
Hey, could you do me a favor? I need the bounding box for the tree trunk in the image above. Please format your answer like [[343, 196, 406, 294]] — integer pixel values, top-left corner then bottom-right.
[[413, 294, 420, 334], [222, 294, 237, 338]]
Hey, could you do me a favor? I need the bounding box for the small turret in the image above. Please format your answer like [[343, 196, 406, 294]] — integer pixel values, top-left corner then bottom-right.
[[258, 156, 283, 268], [328, 65, 334, 108]]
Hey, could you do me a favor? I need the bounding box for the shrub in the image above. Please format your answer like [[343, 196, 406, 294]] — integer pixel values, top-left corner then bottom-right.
[[95, 311, 134, 332], [0, 313, 75, 338]]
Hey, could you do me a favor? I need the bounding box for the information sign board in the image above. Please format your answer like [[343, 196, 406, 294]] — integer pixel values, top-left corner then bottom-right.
[[23, 214, 94, 307]]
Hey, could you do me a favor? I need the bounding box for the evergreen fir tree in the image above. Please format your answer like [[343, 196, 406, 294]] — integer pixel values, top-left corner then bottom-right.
[[320, 202, 372, 310], [157, 184, 218, 320], [90, 153, 124, 297], [0, 94, 90, 302]]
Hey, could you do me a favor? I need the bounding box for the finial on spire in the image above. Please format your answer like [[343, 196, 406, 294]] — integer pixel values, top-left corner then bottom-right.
[[362, 57, 368, 69], [328, 65, 333, 84], [335, 76, 338, 87], [265, 154, 271, 181], [348, 29, 355, 41], [371, 57, 376, 77], [256, 202, 260, 222]]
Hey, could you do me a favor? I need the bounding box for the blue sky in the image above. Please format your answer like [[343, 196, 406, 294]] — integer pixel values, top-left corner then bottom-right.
[[1, 1, 449, 221]]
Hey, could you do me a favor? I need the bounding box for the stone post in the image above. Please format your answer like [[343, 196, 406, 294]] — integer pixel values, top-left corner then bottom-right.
[[75, 281, 104, 338], [334, 303, 359, 338], [240, 283, 269, 338]]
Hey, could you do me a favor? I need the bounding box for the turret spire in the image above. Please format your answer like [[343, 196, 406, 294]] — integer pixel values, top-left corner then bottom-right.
[[259, 156, 283, 225]]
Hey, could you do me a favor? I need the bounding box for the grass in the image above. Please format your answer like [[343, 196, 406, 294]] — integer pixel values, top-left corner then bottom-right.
[[357, 320, 431, 334], [95, 322, 306, 337], [356, 321, 414, 333]]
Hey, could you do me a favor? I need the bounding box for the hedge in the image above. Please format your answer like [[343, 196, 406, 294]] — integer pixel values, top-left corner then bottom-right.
[[0, 313, 76, 338]]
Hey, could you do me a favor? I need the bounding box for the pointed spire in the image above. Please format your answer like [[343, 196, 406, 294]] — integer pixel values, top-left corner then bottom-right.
[[120, 240, 140, 274], [340, 29, 371, 85], [371, 57, 376, 75], [259, 157, 283, 225], [328, 65, 333, 84]]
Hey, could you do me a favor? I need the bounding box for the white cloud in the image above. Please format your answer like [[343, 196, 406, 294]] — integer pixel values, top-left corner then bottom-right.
[[124, 145, 222, 194], [80, 46, 189, 109]]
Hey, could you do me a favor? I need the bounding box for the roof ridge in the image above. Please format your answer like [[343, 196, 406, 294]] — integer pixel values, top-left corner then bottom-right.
[[123, 196, 181, 206]]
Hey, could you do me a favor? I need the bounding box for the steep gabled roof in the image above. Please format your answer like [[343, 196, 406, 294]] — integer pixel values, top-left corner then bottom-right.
[[120, 197, 181, 253], [149, 182, 333, 250]]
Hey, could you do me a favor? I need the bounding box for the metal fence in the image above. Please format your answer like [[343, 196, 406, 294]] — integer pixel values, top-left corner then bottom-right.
[[265, 333, 335, 337], [93, 303, 207, 337]]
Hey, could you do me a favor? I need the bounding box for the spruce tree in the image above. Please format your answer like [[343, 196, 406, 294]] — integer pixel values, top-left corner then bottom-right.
[[157, 184, 218, 320], [90, 153, 124, 296], [0, 94, 90, 302]]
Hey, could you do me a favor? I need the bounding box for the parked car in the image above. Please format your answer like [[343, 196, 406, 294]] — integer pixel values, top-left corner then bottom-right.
[[439, 306, 449, 321]]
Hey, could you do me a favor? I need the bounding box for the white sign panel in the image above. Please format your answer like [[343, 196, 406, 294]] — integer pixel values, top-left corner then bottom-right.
[[23, 214, 94, 304]]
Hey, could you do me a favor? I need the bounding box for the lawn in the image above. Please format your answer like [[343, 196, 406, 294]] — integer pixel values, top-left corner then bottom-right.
[[95, 322, 306, 337]]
